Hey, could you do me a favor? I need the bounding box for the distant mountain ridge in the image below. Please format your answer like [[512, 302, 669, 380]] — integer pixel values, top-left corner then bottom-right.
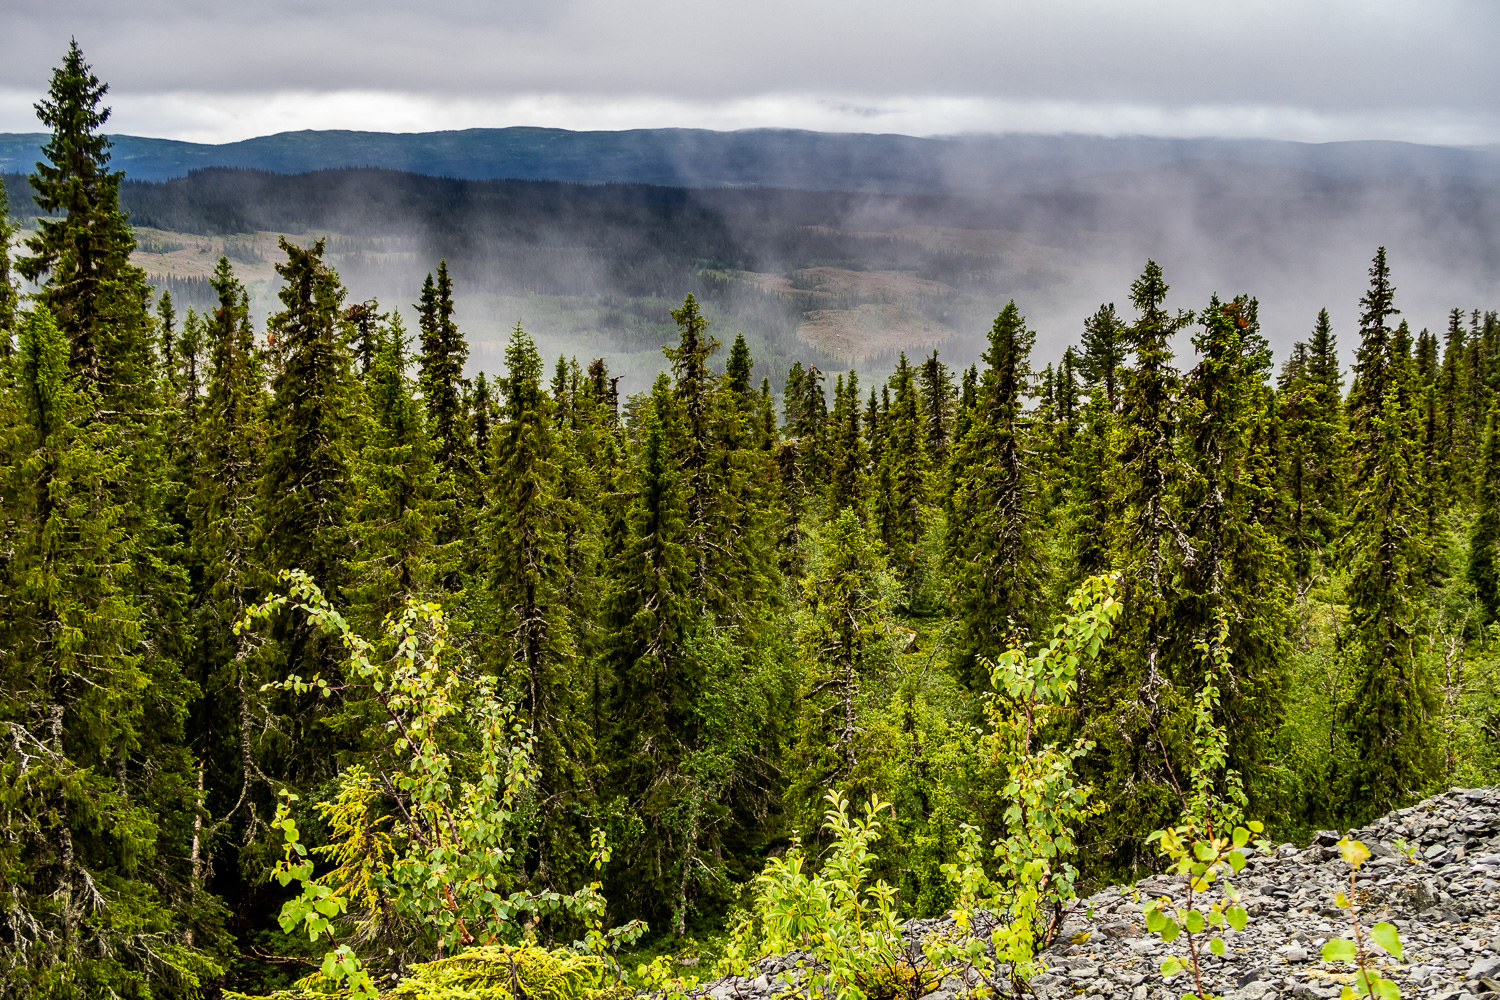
[[2, 127, 1498, 192]]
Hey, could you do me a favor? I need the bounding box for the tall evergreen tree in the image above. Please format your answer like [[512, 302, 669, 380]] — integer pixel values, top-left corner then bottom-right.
[[1065, 390, 1116, 582], [1338, 249, 1438, 819], [1080, 261, 1193, 871], [664, 294, 721, 603], [487, 323, 592, 888], [347, 314, 440, 629], [876, 354, 928, 599], [417, 261, 476, 587], [0, 307, 218, 996], [260, 239, 358, 695], [0, 178, 18, 349], [1438, 308, 1468, 493], [182, 258, 270, 926], [788, 507, 889, 809], [1277, 309, 1345, 580], [946, 301, 1041, 682], [601, 375, 698, 930], [917, 350, 953, 471], [345, 298, 381, 376], [18, 42, 154, 411], [1179, 294, 1290, 800], [828, 371, 866, 516], [1079, 302, 1127, 407], [417, 261, 469, 471], [1470, 409, 1500, 623]]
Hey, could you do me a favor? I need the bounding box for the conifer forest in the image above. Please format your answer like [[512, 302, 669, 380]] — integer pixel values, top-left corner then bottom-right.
[[4, 43, 1500, 1000]]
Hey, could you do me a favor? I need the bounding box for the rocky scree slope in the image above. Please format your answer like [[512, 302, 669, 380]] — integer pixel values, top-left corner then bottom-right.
[[702, 788, 1500, 1000]]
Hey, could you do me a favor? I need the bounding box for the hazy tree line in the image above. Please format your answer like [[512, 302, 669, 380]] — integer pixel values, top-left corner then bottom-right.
[[3, 43, 1500, 999]]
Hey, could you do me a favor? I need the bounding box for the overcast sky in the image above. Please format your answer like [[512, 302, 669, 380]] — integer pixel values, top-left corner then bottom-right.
[[3, 0, 1498, 145]]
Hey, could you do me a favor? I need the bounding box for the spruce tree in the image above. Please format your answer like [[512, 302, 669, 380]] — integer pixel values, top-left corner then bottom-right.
[[1065, 390, 1116, 581], [1080, 261, 1193, 871], [1438, 308, 1468, 493], [487, 323, 592, 888], [877, 353, 928, 600], [0, 178, 18, 350], [1278, 309, 1345, 579], [946, 301, 1041, 682], [345, 298, 381, 376], [1079, 302, 1127, 406], [0, 307, 218, 995], [417, 261, 469, 471], [260, 239, 358, 695], [664, 293, 721, 602], [1470, 409, 1500, 623], [182, 258, 270, 917], [828, 371, 866, 516], [1338, 250, 1438, 818], [1179, 294, 1290, 800], [1347, 248, 1399, 466], [18, 42, 154, 411], [788, 506, 890, 815], [917, 350, 953, 471], [470, 371, 493, 476], [601, 375, 698, 931], [417, 261, 477, 587], [347, 314, 440, 629], [726, 331, 754, 401]]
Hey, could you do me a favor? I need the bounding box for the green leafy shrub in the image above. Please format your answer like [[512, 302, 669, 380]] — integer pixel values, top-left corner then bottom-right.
[[926, 574, 1121, 995], [231, 572, 643, 999], [1320, 838, 1405, 1000], [1140, 619, 1270, 1000], [732, 791, 939, 1000]]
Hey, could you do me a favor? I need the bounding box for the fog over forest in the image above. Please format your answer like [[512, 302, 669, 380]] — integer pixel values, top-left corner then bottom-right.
[[7, 128, 1497, 393]]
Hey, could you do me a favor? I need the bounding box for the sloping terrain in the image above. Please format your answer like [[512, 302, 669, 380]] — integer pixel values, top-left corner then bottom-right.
[[702, 787, 1500, 1000]]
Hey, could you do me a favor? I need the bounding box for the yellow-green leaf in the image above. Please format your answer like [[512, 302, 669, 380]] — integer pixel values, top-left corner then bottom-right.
[[1368, 922, 1403, 961]]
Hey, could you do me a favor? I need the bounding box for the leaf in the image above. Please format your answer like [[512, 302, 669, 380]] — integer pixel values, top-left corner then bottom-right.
[[1322, 938, 1356, 962], [1184, 909, 1204, 933], [1335, 891, 1349, 908], [1368, 922, 1403, 961], [1374, 977, 1399, 1000], [1160, 920, 1180, 943], [1338, 838, 1371, 868], [1160, 957, 1183, 976], [1209, 936, 1225, 956], [1145, 908, 1167, 933], [1225, 906, 1248, 932]]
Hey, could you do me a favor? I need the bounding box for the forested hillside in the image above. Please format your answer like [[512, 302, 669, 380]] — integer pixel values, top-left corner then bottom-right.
[[8, 112, 1500, 397], [3, 125, 1498, 189], [3, 43, 1500, 1000]]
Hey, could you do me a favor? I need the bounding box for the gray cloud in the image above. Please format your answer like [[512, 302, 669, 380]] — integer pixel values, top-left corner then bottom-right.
[[2, 0, 1497, 141]]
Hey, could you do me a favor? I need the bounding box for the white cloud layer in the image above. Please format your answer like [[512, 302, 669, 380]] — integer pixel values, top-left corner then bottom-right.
[[2, 0, 1497, 143]]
